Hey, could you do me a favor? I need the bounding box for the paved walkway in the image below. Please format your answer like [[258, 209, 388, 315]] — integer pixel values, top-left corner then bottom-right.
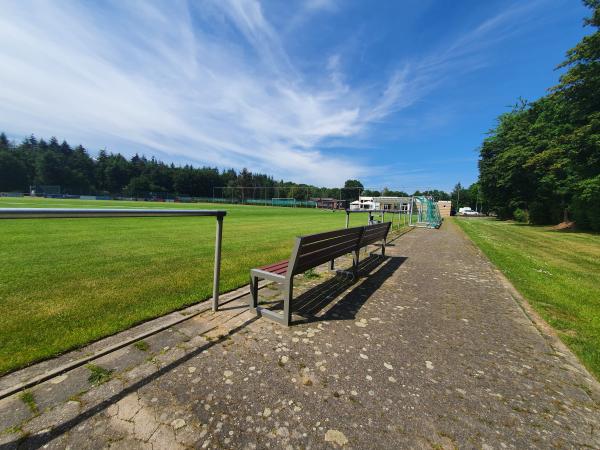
[[1, 221, 599, 449]]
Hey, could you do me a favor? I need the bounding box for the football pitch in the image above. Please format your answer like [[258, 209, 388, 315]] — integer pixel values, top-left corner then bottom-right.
[[0, 197, 396, 375]]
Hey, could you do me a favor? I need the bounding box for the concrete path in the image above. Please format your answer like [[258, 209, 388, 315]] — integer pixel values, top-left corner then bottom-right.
[[1, 221, 599, 449]]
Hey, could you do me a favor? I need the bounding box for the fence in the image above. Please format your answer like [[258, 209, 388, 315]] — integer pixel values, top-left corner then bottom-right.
[[0, 193, 318, 208]]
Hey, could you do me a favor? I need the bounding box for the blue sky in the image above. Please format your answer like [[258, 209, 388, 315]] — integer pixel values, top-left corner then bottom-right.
[[0, 0, 590, 192]]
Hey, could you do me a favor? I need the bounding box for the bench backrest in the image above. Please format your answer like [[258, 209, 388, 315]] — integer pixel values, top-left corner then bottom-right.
[[288, 222, 392, 277], [359, 221, 391, 248], [290, 226, 364, 275]]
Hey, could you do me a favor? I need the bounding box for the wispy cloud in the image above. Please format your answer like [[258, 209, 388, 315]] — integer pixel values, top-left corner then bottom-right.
[[0, 0, 546, 186]]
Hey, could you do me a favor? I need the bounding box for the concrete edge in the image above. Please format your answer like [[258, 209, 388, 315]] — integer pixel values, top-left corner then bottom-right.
[[449, 218, 600, 402], [0, 280, 271, 393], [0, 229, 415, 394]]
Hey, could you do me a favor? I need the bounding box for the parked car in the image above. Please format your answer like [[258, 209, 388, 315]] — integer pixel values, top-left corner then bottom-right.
[[458, 207, 479, 216]]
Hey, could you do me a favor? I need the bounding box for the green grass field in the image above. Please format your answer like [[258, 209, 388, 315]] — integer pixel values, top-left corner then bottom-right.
[[454, 218, 600, 379], [0, 197, 403, 375]]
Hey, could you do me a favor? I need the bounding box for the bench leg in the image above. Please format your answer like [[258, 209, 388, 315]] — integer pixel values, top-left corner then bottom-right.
[[249, 274, 259, 309], [381, 239, 386, 257], [352, 249, 360, 278], [330, 259, 335, 270], [282, 278, 293, 326]]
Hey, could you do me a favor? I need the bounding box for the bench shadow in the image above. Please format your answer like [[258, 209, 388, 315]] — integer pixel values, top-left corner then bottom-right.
[[4, 255, 406, 448], [290, 254, 407, 324]]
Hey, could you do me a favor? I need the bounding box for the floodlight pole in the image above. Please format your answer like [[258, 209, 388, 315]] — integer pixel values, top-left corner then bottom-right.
[[213, 215, 224, 311]]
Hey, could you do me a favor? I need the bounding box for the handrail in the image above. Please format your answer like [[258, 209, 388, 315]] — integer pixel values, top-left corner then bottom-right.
[[0, 208, 226, 312], [0, 208, 226, 219]]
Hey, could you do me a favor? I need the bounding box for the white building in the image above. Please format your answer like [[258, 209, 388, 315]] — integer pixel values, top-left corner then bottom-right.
[[349, 196, 375, 210], [350, 196, 411, 211]]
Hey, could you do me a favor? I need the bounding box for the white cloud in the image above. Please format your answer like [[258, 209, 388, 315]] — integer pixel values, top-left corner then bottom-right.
[[0, 0, 547, 187], [0, 0, 380, 185]]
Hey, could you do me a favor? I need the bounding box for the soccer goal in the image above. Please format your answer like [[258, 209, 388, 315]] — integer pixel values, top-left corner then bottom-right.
[[409, 196, 442, 229], [271, 198, 296, 207]]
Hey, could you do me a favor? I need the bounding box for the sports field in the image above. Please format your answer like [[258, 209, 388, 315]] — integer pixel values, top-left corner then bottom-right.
[[454, 218, 600, 379], [0, 197, 402, 375]]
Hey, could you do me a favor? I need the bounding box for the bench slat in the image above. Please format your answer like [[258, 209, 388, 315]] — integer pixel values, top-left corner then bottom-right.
[[260, 260, 288, 270], [361, 232, 388, 244], [298, 226, 363, 245], [298, 235, 361, 258], [298, 239, 358, 263], [259, 260, 289, 275], [271, 267, 288, 274], [300, 232, 363, 253], [294, 242, 358, 274], [298, 232, 362, 257], [359, 222, 391, 247]]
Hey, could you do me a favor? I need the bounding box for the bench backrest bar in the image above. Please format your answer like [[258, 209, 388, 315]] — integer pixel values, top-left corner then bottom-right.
[[291, 226, 364, 275], [289, 222, 392, 277], [359, 221, 391, 248]]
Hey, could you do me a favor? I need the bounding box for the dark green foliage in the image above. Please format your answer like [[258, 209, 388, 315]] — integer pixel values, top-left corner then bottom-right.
[[0, 134, 374, 199], [0, 133, 9, 151], [341, 179, 364, 201], [513, 208, 529, 223], [449, 182, 486, 213], [479, 2, 600, 229], [1, 132, 457, 201], [343, 179, 363, 189], [0, 150, 28, 192]]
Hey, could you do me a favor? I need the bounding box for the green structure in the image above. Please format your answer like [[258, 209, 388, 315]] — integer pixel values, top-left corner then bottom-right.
[[409, 196, 442, 229]]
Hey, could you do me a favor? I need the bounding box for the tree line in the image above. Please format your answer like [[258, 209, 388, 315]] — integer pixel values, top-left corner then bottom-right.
[[478, 0, 600, 229], [0, 134, 338, 199], [0, 134, 410, 201], [0, 131, 485, 208]]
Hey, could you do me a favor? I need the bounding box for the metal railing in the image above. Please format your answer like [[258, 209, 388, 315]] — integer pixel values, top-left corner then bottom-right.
[[0, 208, 230, 399], [0, 208, 227, 311]]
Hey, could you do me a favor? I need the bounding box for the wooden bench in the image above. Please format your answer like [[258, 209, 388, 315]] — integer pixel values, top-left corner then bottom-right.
[[249, 222, 391, 326]]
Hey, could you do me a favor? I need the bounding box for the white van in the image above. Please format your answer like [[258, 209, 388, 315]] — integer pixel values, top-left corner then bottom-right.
[[458, 207, 478, 216]]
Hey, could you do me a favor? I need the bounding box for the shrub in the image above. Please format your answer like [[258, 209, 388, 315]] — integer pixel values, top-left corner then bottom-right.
[[528, 201, 560, 225], [513, 208, 529, 223], [571, 176, 600, 231]]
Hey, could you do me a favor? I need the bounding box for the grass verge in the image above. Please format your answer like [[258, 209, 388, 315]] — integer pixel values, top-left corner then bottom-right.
[[0, 196, 408, 374], [453, 217, 600, 379]]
